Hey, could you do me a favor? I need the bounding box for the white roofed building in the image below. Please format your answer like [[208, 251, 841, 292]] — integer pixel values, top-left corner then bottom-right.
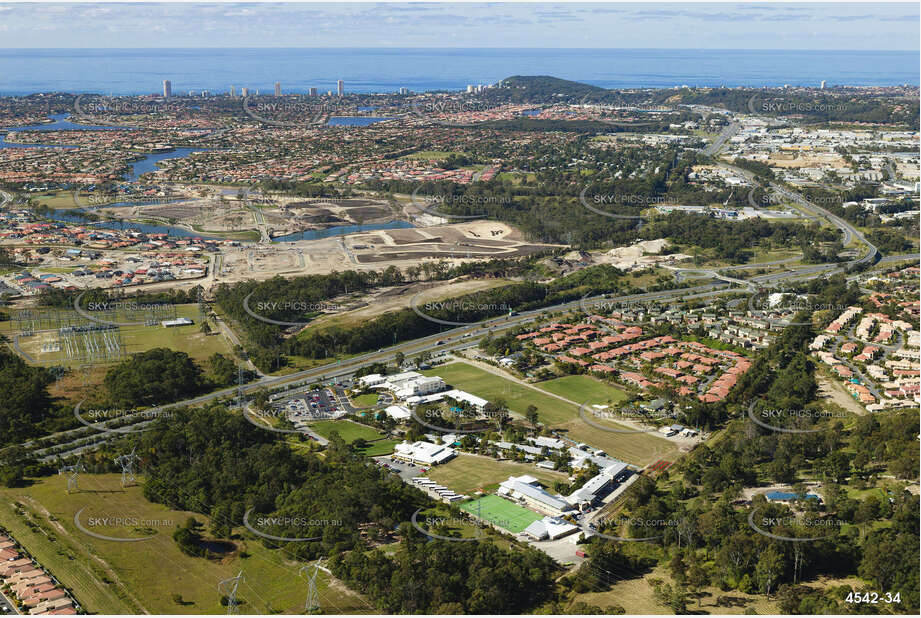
[[394, 376, 446, 399], [523, 516, 580, 540], [384, 405, 412, 421], [393, 440, 456, 465], [498, 475, 574, 517], [444, 389, 488, 412]]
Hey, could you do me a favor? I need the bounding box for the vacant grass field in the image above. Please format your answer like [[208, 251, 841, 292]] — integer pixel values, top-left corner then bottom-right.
[[459, 495, 542, 534], [35, 191, 84, 209], [423, 363, 575, 424], [535, 375, 630, 406], [308, 420, 385, 443], [0, 474, 373, 614], [561, 418, 679, 467], [356, 439, 400, 457], [351, 393, 380, 407], [423, 362, 673, 466], [427, 454, 567, 494], [120, 305, 232, 360]]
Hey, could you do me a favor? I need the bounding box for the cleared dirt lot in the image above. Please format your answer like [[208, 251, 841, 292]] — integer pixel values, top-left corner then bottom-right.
[[816, 374, 866, 416], [305, 277, 512, 330], [214, 220, 558, 283]]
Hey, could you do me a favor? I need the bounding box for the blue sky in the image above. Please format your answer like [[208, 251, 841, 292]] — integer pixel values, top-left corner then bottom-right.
[[0, 2, 917, 50]]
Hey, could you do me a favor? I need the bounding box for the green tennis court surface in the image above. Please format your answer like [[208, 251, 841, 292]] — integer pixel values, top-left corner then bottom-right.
[[460, 495, 543, 533]]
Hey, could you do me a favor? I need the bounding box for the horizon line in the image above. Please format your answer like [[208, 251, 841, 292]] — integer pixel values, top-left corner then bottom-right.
[[0, 46, 917, 52]]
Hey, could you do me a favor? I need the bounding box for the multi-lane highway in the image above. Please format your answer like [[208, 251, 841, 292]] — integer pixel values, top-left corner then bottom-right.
[[14, 108, 913, 461]]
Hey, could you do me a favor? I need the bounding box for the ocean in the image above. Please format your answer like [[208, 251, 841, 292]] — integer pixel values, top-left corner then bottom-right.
[[0, 48, 917, 96]]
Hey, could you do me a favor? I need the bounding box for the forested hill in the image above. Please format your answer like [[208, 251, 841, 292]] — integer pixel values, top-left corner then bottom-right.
[[491, 75, 605, 101]]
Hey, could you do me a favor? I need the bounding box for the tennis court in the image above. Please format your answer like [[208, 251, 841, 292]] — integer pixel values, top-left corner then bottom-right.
[[460, 495, 543, 533]]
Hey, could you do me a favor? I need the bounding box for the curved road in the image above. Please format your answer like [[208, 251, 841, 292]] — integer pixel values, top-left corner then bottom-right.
[[11, 111, 906, 461]]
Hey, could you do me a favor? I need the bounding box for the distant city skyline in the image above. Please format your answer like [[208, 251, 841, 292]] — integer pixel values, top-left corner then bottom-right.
[[0, 2, 917, 51]]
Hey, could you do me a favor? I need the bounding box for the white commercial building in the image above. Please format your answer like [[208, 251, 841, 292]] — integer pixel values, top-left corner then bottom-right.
[[523, 516, 580, 540], [528, 436, 567, 451], [393, 441, 456, 465], [498, 475, 573, 517], [161, 317, 193, 327], [444, 389, 488, 412], [394, 376, 446, 399], [384, 405, 412, 421], [359, 372, 446, 400]]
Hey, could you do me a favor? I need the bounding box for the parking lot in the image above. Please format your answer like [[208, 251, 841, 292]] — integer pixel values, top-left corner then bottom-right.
[[276, 387, 345, 421], [373, 456, 431, 483]]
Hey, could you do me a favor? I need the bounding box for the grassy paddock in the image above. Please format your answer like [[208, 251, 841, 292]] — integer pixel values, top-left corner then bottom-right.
[[423, 363, 575, 424], [351, 393, 380, 407], [535, 375, 630, 406], [426, 453, 567, 494], [0, 474, 372, 614], [309, 419, 385, 443]]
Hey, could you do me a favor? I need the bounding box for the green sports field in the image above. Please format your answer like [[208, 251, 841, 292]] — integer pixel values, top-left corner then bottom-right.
[[460, 495, 543, 533], [308, 420, 397, 456], [309, 419, 385, 442], [535, 375, 630, 406], [423, 363, 575, 424]]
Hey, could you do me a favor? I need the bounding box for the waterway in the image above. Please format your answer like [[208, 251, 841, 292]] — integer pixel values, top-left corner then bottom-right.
[[0, 114, 206, 182], [45, 208, 223, 240], [46, 207, 415, 243]]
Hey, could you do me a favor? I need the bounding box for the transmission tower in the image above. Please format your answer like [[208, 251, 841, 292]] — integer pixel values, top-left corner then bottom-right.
[[300, 563, 320, 613], [198, 288, 207, 326], [218, 570, 245, 614], [237, 364, 246, 409], [114, 446, 138, 487], [58, 457, 84, 494]]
